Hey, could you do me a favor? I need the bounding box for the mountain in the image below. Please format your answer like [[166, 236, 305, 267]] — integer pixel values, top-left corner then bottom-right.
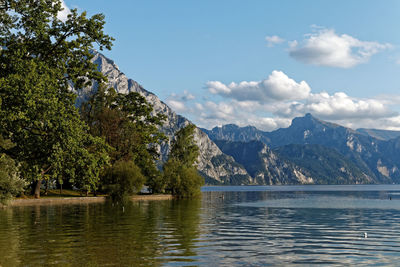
[[201, 124, 270, 144], [265, 114, 400, 183], [204, 113, 400, 184], [274, 144, 372, 184], [357, 128, 400, 141], [77, 53, 400, 185], [214, 140, 313, 185], [77, 52, 252, 185], [214, 140, 372, 185]]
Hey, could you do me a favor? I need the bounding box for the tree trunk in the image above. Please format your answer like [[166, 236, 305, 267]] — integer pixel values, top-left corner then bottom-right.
[[44, 180, 49, 195], [33, 180, 42, 199]]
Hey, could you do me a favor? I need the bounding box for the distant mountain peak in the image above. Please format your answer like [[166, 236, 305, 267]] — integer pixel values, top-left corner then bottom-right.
[[221, 124, 240, 130], [290, 113, 343, 131], [290, 113, 321, 128]]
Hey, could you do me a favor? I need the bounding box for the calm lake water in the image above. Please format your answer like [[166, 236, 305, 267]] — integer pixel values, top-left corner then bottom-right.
[[2, 185, 400, 266]]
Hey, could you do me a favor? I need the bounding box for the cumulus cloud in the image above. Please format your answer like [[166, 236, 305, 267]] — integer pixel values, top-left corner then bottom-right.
[[190, 100, 291, 131], [168, 90, 195, 102], [206, 70, 311, 102], [266, 35, 285, 47], [274, 92, 395, 121], [165, 90, 197, 114], [177, 73, 400, 131], [166, 99, 186, 112], [289, 29, 392, 68], [57, 0, 71, 22], [189, 90, 399, 131]]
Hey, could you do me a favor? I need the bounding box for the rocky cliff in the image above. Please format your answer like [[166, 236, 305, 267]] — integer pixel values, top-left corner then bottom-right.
[[204, 113, 400, 184], [214, 140, 314, 185], [76, 52, 252, 185]]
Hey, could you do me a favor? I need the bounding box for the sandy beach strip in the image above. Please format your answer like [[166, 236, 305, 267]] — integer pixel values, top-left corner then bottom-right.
[[2, 194, 174, 207]]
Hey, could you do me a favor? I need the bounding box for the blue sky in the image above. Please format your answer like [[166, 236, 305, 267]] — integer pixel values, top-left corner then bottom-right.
[[64, 0, 400, 131]]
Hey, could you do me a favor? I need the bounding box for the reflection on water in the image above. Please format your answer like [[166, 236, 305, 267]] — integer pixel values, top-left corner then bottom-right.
[[2, 185, 400, 266], [0, 200, 201, 266]]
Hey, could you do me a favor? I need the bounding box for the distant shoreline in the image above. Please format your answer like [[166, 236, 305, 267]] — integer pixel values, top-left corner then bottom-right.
[[2, 194, 174, 207]]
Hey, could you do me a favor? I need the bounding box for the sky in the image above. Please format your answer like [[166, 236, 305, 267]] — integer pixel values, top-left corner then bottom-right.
[[63, 0, 400, 131]]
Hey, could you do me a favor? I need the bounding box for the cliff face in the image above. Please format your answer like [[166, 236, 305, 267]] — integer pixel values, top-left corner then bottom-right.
[[76, 52, 252, 185], [76, 53, 396, 185], [214, 140, 314, 185], [204, 114, 400, 184]]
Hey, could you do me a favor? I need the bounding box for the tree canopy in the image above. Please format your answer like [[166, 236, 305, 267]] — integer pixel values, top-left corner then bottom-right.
[[80, 85, 166, 196], [163, 124, 204, 197], [0, 0, 202, 201], [0, 0, 113, 197]]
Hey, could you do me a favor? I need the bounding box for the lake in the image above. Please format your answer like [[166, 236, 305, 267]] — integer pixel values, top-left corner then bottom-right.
[[1, 185, 400, 266]]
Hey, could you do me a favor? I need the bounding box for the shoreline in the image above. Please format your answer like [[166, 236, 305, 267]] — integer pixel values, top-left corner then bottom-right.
[[3, 194, 174, 207]]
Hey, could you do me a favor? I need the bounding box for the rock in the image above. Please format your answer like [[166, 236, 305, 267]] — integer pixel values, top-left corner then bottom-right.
[[76, 52, 252, 185]]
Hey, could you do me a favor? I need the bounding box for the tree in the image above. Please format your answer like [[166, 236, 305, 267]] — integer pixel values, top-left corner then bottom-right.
[[163, 124, 204, 197], [80, 86, 166, 193], [102, 160, 145, 202], [0, 0, 113, 197]]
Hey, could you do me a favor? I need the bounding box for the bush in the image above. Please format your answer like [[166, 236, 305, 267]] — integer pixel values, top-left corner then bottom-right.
[[178, 167, 204, 198], [103, 160, 145, 202], [0, 154, 27, 205], [163, 159, 203, 198]]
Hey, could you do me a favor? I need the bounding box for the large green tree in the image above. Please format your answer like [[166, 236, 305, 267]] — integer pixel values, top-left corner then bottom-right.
[[80, 85, 166, 193], [0, 0, 113, 197], [163, 124, 204, 197]]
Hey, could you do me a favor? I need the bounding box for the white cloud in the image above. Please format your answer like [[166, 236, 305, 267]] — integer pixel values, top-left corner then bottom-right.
[[181, 90, 195, 100], [265, 35, 285, 47], [169, 90, 195, 102], [190, 99, 291, 131], [178, 74, 400, 131], [166, 100, 186, 112], [274, 92, 395, 121], [190, 91, 399, 131], [206, 70, 311, 102], [57, 0, 71, 22], [165, 90, 197, 113], [289, 29, 392, 68]]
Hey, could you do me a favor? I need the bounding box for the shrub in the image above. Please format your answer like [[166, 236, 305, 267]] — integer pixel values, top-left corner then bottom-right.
[[103, 160, 145, 202], [0, 154, 27, 205]]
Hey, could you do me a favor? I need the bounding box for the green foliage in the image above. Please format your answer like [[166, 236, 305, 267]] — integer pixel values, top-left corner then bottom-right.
[[103, 160, 146, 202], [168, 124, 199, 167], [0, 0, 113, 196], [0, 154, 27, 205], [163, 125, 204, 197], [80, 85, 166, 193]]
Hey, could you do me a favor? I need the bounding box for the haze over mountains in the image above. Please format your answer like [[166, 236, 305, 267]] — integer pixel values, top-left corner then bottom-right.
[[80, 52, 400, 186]]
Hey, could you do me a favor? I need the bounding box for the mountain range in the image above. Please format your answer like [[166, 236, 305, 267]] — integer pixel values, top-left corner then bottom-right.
[[78, 52, 400, 185], [77, 52, 252, 185], [202, 114, 400, 184]]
